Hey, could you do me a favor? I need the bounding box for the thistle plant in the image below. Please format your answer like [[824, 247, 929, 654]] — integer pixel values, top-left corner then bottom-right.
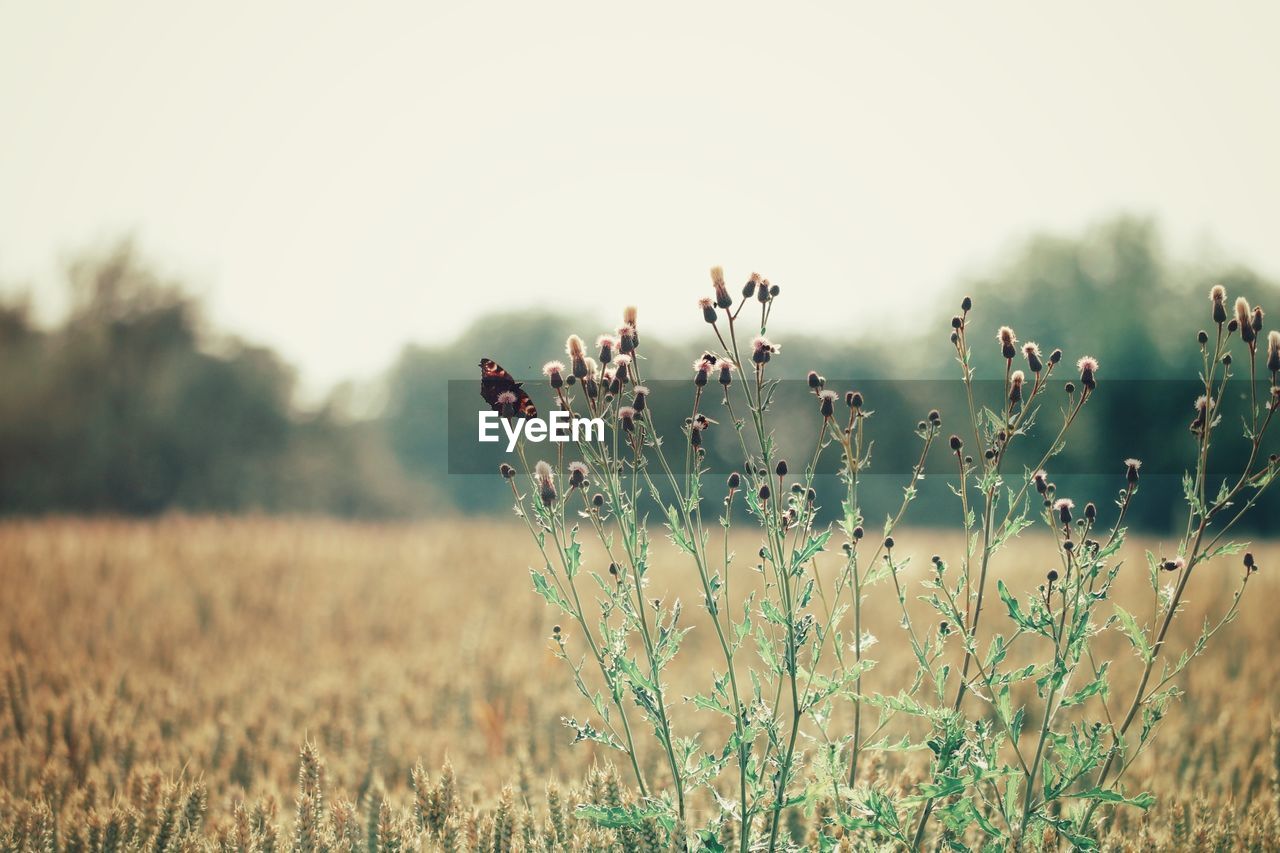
[[499, 272, 1277, 851]]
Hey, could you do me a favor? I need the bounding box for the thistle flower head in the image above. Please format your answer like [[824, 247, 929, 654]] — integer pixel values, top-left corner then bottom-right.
[[818, 389, 839, 418], [567, 461, 589, 489], [535, 460, 556, 506], [542, 360, 565, 377], [618, 406, 637, 431], [1211, 285, 1228, 323], [1009, 369, 1025, 403], [1236, 297, 1256, 342], [1268, 330, 1280, 373], [566, 335, 585, 360], [1076, 355, 1099, 390], [1053, 497, 1074, 525], [718, 361, 734, 386], [751, 336, 779, 364], [710, 266, 733, 308], [1125, 458, 1142, 484], [623, 306, 637, 327], [997, 326, 1017, 359]]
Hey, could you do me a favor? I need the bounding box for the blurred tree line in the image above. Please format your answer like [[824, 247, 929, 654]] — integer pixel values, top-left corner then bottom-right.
[[2, 218, 1277, 528]]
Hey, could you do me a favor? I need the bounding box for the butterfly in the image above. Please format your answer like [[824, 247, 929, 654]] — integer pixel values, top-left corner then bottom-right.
[[479, 358, 538, 419]]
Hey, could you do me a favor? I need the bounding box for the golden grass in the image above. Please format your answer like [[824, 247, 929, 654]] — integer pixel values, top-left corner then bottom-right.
[[1, 516, 1277, 850]]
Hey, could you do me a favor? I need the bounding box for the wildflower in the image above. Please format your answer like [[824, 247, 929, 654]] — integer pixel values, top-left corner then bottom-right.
[[718, 361, 734, 387], [693, 358, 710, 387], [1023, 342, 1043, 373], [1161, 556, 1185, 572], [1077, 356, 1098, 391], [1190, 395, 1208, 434], [618, 406, 637, 432], [1049, 348, 1062, 366], [751, 336, 778, 364], [1009, 370, 1025, 405], [710, 266, 733, 309], [847, 390, 864, 409], [566, 335, 588, 379], [1125, 458, 1142, 484], [596, 335, 617, 364], [1268, 330, 1280, 374], [1053, 497, 1074, 526], [535, 461, 557, 507], [819, 389, 838, 418], [497, 391, 518, 418], [1253, 306, 1265, 334], [543, 360, 566, 389], [632, 385, 649, 413], [1236, 297, 1255, 344], [499, 463, 516, 479], [743, 272, 760, 299], [807, 370, 823, 389], [1211, 285, 1228, 324], [1033, 469, 1049, 495], [567, 461, 588, 490], [997, 326, 1018, 360], [699, 297, 717, 324], [613, 354, 631, 384], [928, 409, 941, 426], [1084, 502, 1097, 522], [758, 277, 772, 303]]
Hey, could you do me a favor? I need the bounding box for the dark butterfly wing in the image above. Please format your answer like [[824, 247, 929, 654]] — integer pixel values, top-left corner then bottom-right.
[[479, 358, 538, 419]]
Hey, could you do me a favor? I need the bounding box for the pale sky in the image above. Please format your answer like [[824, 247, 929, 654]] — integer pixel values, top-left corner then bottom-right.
[[2, 1, 1278, 392]]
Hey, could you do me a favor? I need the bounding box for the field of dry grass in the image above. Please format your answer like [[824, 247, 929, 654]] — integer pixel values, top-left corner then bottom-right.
[[1, 516, 1277, 850]]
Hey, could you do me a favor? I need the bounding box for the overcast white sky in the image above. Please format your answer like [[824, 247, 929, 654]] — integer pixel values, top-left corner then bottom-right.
[[2, 1, 1278, 392]]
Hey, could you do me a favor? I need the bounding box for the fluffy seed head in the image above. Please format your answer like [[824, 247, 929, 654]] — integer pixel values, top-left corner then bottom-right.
[[618, 406, 637, 431], [718, 361, 734, 386], [1236, 297, 1256, 343], [1053, 497, 1074, 525], [997, 326, 1018, 359], [1268, 330, 1280, 373], [1009, 370, 1025, 404], [1125, 458, 1142, 484], [710, 266, 733, 308], [567, 461, 589, 489], [535, 461, 556, 506], [1211, 285, 1228, 323], [751, 336, 778, 364], [819, 389, 839, 418], [1076, 356, 1099, 390]]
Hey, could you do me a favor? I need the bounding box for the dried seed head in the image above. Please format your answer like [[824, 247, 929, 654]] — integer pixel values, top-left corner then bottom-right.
[[535, 460, 557, 506], [757, 277, 772, 303], [611, 353, 631, 384], [1236, 297, 1256, 343], [1268, 330, 1280, 374], [699, 297, 717, 323], [819, 389, 838, 418], [1211, 285, 1228, 323], [1125, 458, 1142, 484], [1076, 356, 1099, 391], [623, 305, 638, 328], [1161, 556, 1185, 572], [710, 266, 733, 309], [567, 461, 589, 489], [951, 315, 963, 329], [499, 463, 516, 479], [997, 326, 1018, 360]]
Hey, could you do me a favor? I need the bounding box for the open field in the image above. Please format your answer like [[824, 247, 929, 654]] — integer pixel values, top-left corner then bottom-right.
[[1, 516, 1277, 850]]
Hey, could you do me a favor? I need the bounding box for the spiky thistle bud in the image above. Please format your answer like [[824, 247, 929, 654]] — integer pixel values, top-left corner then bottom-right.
[[1253, 305, 1264, 333], [743, 273, 760, 299], [961, 295, 973, 312], [949, 434, 963, 453], [1034, 469, 1049, 494], [1190, 395, 1208, 435], [1211, 285, 1228, 324], [884, 536, 894, 549], [928, 409, 941, 426], [718, 361, 734, 386], [567, 461, 588, 490], [775, 460, 788, 478], [1047, 569, 1059, 583], [1084, 501, 1096, 522], [1244, 552, 1257, 573], [497, 391, 518, 419], [632, 385, 649, 412], [997, 326, 1017, 360], [758, 483, 771, 501], [499, 463, 516, 479], [807, 370, 822, 389], [727, 472, 740, 491], [757, 277, 771, 303], [1125, 458, 1141, 484], [847, 390, 864, 409], [1198, 329, 1209, 346], [535, 461, 556, 507], [689, 424, 703, 448], [693, 358, 710, 387]]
